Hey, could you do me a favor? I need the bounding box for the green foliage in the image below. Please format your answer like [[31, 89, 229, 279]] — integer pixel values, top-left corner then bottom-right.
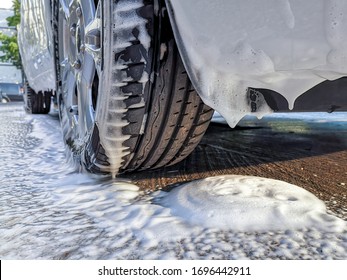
[[6, 0, 21, 27], [0, 0, 21, 68], [0, 33, 21, 67]]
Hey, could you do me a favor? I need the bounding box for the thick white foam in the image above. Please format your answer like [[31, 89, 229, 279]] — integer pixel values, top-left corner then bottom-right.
[[160, 175, 347, 232], [2, 107, 346, 259], [169, 0, 347, 127], [96, 0, 150, 176]]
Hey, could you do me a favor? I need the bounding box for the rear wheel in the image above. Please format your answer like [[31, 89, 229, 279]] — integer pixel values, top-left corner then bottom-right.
[[24, 82, 51, 114], [55, 0, 213, 176]]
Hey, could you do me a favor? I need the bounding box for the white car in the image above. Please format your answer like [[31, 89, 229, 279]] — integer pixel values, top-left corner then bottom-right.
[[18, 0, 347, 176]]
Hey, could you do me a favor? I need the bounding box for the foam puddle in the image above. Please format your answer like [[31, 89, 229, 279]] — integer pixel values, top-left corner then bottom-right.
[[45, 174, 347, 250], [159, 175, 346, 233], [44, 174, 347, 259]]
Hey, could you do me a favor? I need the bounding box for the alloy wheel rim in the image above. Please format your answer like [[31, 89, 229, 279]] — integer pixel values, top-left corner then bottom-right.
[[59, 0, 102, 141]]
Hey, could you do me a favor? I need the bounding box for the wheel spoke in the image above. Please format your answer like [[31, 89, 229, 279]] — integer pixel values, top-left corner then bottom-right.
[[84, 2, 102, 74], [61, 70, 79, 133], [77, 54, 96, 136], [59, 0, 71, 20]]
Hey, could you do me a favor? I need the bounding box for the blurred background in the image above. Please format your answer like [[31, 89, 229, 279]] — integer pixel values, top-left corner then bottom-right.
[[0, 0, 23, 102]]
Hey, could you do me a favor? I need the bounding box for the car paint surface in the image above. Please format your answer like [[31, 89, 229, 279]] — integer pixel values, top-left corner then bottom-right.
[[166, 0, 347, 125], [18, 0, 56, 93]]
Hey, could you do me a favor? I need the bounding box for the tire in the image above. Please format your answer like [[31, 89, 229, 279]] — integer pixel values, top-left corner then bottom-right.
[[54, 0, 213, 176], [24, 83, 51, 114]]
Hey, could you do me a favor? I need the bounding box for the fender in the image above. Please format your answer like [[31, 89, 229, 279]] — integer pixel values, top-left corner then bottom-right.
[[166, 0, 347, 127]]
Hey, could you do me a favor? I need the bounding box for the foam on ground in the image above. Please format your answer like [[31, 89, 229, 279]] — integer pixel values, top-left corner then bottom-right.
[[160, 175, 346, 232]]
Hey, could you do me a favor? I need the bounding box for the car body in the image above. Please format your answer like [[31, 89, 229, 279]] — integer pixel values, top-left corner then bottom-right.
[[17, 0, 56, 94], [167, 0, 347, 126], [18, 0, 347, 175], [0, 82, 23, 102]]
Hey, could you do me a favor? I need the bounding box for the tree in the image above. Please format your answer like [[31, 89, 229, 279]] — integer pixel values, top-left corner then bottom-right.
[[0, 0, 21, 68]]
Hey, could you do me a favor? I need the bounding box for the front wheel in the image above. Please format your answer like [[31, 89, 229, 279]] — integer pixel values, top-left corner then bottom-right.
[[55, 0, 213, 176]]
